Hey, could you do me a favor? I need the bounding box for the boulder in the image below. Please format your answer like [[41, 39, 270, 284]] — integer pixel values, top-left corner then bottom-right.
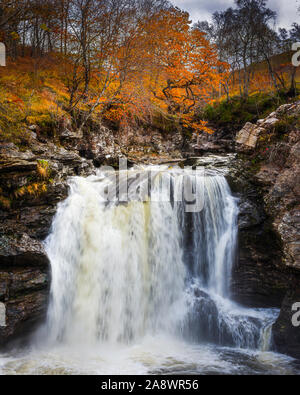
[[261, 117, 279, 128], [60, 128, 83, 140], [186, 288, 263, 348], [236, 122, 267, 152]]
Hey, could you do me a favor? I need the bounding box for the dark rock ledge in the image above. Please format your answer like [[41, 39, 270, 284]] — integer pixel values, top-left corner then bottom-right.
[[0, 137, 96, 345], [0, 234, 49, 344]]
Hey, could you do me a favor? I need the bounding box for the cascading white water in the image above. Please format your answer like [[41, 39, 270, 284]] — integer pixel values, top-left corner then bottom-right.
[[43, 165, 271, 351], [45, 168, 188, 345], [2, 162, 296, 375], [182, 171, 238, 297]]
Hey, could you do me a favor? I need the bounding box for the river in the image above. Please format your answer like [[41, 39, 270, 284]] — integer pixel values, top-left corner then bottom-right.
[[0, 164, 298, 375]]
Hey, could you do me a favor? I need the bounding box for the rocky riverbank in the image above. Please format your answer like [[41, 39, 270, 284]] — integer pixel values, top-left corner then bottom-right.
[[0, 102, 299, 359], [231, 101, 300, 358]]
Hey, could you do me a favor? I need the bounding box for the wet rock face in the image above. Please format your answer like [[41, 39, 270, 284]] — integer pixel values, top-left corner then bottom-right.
[[233, 101, 300, 358], [0, 278, 49, 344], [64, 124, 185, 166], [227, 161, 291, 308], [234, 102, 300, 264], [186, 289, 263, 349], [232, 214, 290, 309], [0, 303, 6, 327], [192, 129, 235, 155], [0, 138, 95, 346], [75, 125, 124, 167], [0, 235, 48, 266], [273, 284, 300, 360], [262, 140, 300, 271], [0, 235, 49, 345], [0, 141, 95, 240]]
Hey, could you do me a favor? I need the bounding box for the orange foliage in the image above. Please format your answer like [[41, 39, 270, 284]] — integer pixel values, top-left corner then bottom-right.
[[0, 7, 228, 138], [88, 8, 229, 133]]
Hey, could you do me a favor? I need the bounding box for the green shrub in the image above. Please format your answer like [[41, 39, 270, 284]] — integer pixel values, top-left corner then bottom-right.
[[200, 93, 290, 131], [151, 112, 179, 134], [273, 115, 300, 135]]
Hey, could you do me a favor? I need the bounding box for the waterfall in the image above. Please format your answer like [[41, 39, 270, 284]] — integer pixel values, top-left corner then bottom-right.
[[181, 172, 237, 297], [44, 166, 273, 350]]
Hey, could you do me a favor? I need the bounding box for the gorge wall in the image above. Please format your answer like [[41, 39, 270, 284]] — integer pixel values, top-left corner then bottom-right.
[[0, 102, 299, 359], [231, 101, 300, 358]]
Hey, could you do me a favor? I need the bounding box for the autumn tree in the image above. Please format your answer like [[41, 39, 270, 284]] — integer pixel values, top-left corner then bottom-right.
[[196, 0, 285, 97], [141, 8, 227, 132], [0, 0, 227, 136], [64, 0, 172, 129]]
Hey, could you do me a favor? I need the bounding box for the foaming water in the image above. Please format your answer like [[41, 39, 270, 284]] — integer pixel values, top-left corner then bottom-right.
[[0, 338, 297, 375], [0, 164, 298, 375]]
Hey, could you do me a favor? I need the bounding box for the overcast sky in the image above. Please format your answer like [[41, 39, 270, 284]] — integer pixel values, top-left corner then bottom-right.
[[172, 0, 299, 30]]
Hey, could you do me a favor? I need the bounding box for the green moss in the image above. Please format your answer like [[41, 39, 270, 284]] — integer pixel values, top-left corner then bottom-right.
[[273, 115, 300, 135], [37, 159, 49, 167], [151, 112, 180, 134], [200, 92, 291, 131]]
